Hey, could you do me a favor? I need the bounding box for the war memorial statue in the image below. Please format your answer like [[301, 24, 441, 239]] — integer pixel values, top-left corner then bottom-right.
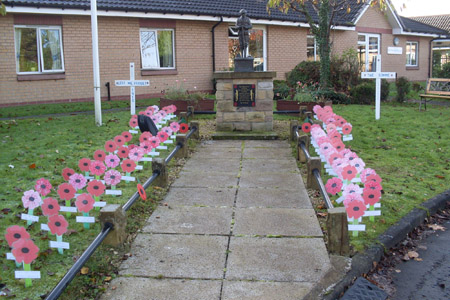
[[234, 9, 254, 72]]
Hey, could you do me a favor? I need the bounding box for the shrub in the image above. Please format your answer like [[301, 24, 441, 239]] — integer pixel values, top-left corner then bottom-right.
[[273, 80, 290, 100], [350, 80, 390, 104], [286, 61, 320, 87], [412, 82, 424, 93], [330, 48, 360, 93], [381, 79, 390, 101], [396, 76, 411, 103], [313, 89, 350, 104], [436, 62, 450, 78]]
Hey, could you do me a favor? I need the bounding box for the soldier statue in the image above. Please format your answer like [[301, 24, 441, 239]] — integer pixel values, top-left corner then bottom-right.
[[236, 9, 252, 58]]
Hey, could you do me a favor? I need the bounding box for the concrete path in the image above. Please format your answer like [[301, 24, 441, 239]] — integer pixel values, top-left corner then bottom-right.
[[102, 140, 331, 300]]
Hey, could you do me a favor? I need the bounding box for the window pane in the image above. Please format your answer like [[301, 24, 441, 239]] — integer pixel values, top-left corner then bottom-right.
[[40, 29, 63, 71], [358, 34, 365, 43], [307, 36, 315, 61], [15, 28, 39, 72], [158, 30, 174, 68], [249, 29, 264, 71], [358, 44, 366, 72], [141, 31, 159, 68], [368, 37, 379, 71]]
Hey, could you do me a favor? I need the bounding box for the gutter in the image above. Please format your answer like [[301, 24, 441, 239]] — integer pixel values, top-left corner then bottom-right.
[[211, 16, 223, 73]]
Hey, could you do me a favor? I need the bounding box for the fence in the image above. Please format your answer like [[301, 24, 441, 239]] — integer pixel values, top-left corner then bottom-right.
[[45, 111, 198, 300], [290, 120, 350, 256]]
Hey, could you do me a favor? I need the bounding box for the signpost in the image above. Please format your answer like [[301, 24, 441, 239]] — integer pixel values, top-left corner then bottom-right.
[[361, 55, 396, 120], [115, 63, 150, 115]]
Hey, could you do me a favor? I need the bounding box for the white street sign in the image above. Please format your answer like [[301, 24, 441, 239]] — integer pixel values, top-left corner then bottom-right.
[[115, 63, 150, 115]]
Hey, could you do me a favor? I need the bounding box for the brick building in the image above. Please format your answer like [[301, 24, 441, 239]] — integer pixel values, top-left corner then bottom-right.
[[0, 0, 447, 106]]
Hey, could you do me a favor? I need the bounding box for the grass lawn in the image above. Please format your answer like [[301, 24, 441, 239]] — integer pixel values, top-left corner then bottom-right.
[[0, 99, 448, 298]]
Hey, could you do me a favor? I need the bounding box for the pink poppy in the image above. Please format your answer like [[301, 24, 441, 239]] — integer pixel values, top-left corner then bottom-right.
[[161, 126, 173, 136], [35, 178, 52, 196], [138, 110, 146, 115], [316, 136, 330, 146], [62, 168, 75, 181], [157, 131, 169, 143], [11, 238, 39, 264], [151, 114, 162, 124], [343, 151, 359, 161], [69, 173, 87, 190], [121, 131, 132, 143], [139, 132, 152, 143], [301, 123, 311, 133], [365, 180, 383, 191], [105, 140, 117, 153], [128, 144, 136, 150], [340, 148, 353, 157], [342, 123, 352, 135], [104, 169, 122, 186], [363, 188, 381, 206], [75, 193, 95, 213], [146, 106, 155, 115], [90, 160, 106, 176], [179, 123, 189, 133], [144, 109, 153, 117], [327, 129, 341, 140], [343, 193, 364, 207], [121, 159, 136, 173], [341, 165, 357, 181], [349, 158, 366, 173], [319, 142, 334, 155], [129, 147, 144, 162], [114, 135, 126, 147], [22, 190, 42, 210], [170, 122, 180, 133], [328, 152, 343, 165], [94, 149, 106, 161], [326, 123, 337, 132], [332, 158, 347, 174], [140, 141, 153, 154], [148, 136, 160, 148], [5, 225, 30, 247], [87, 180, 105, 197], [360, 168, 377, 183], [129, 117, 138, 128], [42, 197, 60, 217], [78, 158, 91, 172], [343, 184, 363, 197], [48, 214, 68, 236], [117, 146, 129, 159], [346, 199, 367, 219], [325, 177, 343, 195], [159, 110, 167, 118], [57, 183, 76, 200], [105, 154, 120, 169], [366, 174, 382, 184], [331, 140, 345, 152]]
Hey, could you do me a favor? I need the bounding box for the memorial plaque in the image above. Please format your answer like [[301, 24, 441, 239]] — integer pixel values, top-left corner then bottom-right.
[[233, 84, 255, 107]]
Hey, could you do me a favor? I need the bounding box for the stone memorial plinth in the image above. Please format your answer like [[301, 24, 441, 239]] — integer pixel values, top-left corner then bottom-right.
[[214, 71, 276, 132]]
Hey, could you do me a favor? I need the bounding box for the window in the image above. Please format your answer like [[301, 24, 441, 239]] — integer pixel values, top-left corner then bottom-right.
[[228, 26, 267, 71], [140, 29, 175, 69], [406, 41, 418, 66], [14, 26, 64, 73], [357, 33, 380, 72], [307, 35, 319, 61]]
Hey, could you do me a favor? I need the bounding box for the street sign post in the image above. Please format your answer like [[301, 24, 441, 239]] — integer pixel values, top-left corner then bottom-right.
[[115, 63, 150, 115]]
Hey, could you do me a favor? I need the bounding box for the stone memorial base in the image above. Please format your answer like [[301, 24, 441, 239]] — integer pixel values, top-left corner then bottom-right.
[[214, 71, 276, 132]]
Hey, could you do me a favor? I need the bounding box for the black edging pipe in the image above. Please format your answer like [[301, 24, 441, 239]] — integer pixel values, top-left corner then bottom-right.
[[45, 223, 113, 300], [211, 16, 223, 72], [122, 171, 160, 212], [313, 169, 333, 209]]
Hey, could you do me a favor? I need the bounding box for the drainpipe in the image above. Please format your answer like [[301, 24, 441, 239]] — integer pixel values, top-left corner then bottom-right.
[[211, 16, 223, 72]]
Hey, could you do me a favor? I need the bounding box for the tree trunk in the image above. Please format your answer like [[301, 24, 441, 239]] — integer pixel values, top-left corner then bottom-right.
[[318, 0, 331, 89]]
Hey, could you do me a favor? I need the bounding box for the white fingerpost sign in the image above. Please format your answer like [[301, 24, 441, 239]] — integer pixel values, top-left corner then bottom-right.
[[115, 63, 150, 115], [361, 55, 396, 120]]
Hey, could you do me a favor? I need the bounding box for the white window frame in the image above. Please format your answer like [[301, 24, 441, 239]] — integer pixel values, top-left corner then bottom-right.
[[406, 41, 419, 67], [358, 33, 380, 72], [228, 25, 267, 71], [307, 35, 318, 61], [14, 25, 65, 74], [139, 28, 175, 70]]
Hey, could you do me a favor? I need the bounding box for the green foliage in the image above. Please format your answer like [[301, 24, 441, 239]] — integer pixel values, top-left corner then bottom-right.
[[273, 80, 291, 100], [162, 80, 208, 101], [286, 61, 320, 87], [350, 79, 390, 104], [313, 89, 350, 104], [395, 76, 411, 103], [412, 82, 424, 93], [435, 62, 450, 78], [330, 48, 360, 93], [1, 1, 6, 16]]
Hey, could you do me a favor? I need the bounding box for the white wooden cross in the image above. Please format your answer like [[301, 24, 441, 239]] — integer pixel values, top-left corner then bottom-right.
[[115, 63, 150, 115], [361, 55, 396, 120]]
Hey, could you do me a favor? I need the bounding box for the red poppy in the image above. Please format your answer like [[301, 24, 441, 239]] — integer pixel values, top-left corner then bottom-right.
[[121, 159, 136, 173], [5, 225, 30, 247], [35, 178, 52, 196], [328, 152, 342, 165], [117, 146, 129, 159], [129, 117, 138, 128], [75, 193, 95, 213], [104, 140, 117, 153], [157, 131, 169, 143], [138, 111, 146, 115], [325, 177, 343, 195], [338, 118, 347, 127], [78, 158, 91, 172], [137, 184, 147, 200], [121, 131, 132, 142], [144, 109, 153, 117], [342, 123, 352, 135], [42, 197, 60, 217], [366, 174, 382, 184], [11, 238, 39, 264], [346, 200, 367, 219], [140, 141, 152, 154], [301, 123, 311, 133], [365, 180, 382, 191], [179, 123, 189, 133], [89, 160, 106, 176], [62, 168, 75, 181], [114, 135, 125, 147], [94, 149, 106, 161], [139, 132, 152, 143], [57, 183, 76, 200], [363, 188, 381, 206], [87, 180, 106, 197], [331, 140, 345, 152], [148, 136, 160, 148], [48, 214, 69, 236], [328, 130, 342, 141], [341, 165, 357, 181]]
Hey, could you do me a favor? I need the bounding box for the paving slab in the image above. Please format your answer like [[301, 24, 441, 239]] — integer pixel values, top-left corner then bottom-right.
[[143, 206, 232, 235], [233, 208, 323, 236], [236, 187, 311, 208], [182, 158, 241, 173], [241, 158, 299, 174], [163, 187, 236, 207], [244, 140, 291, 148], [199, 140, 243, 148], [243, 147, 292, 159], [221, 280, 313, 300], [239, 172, 303, 189], [101, 277, 222, 300], [189, 147, 242, 159], [172, 172, 238, 188], [226, 237, 331, 282], [119, 234, 228, 279]]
